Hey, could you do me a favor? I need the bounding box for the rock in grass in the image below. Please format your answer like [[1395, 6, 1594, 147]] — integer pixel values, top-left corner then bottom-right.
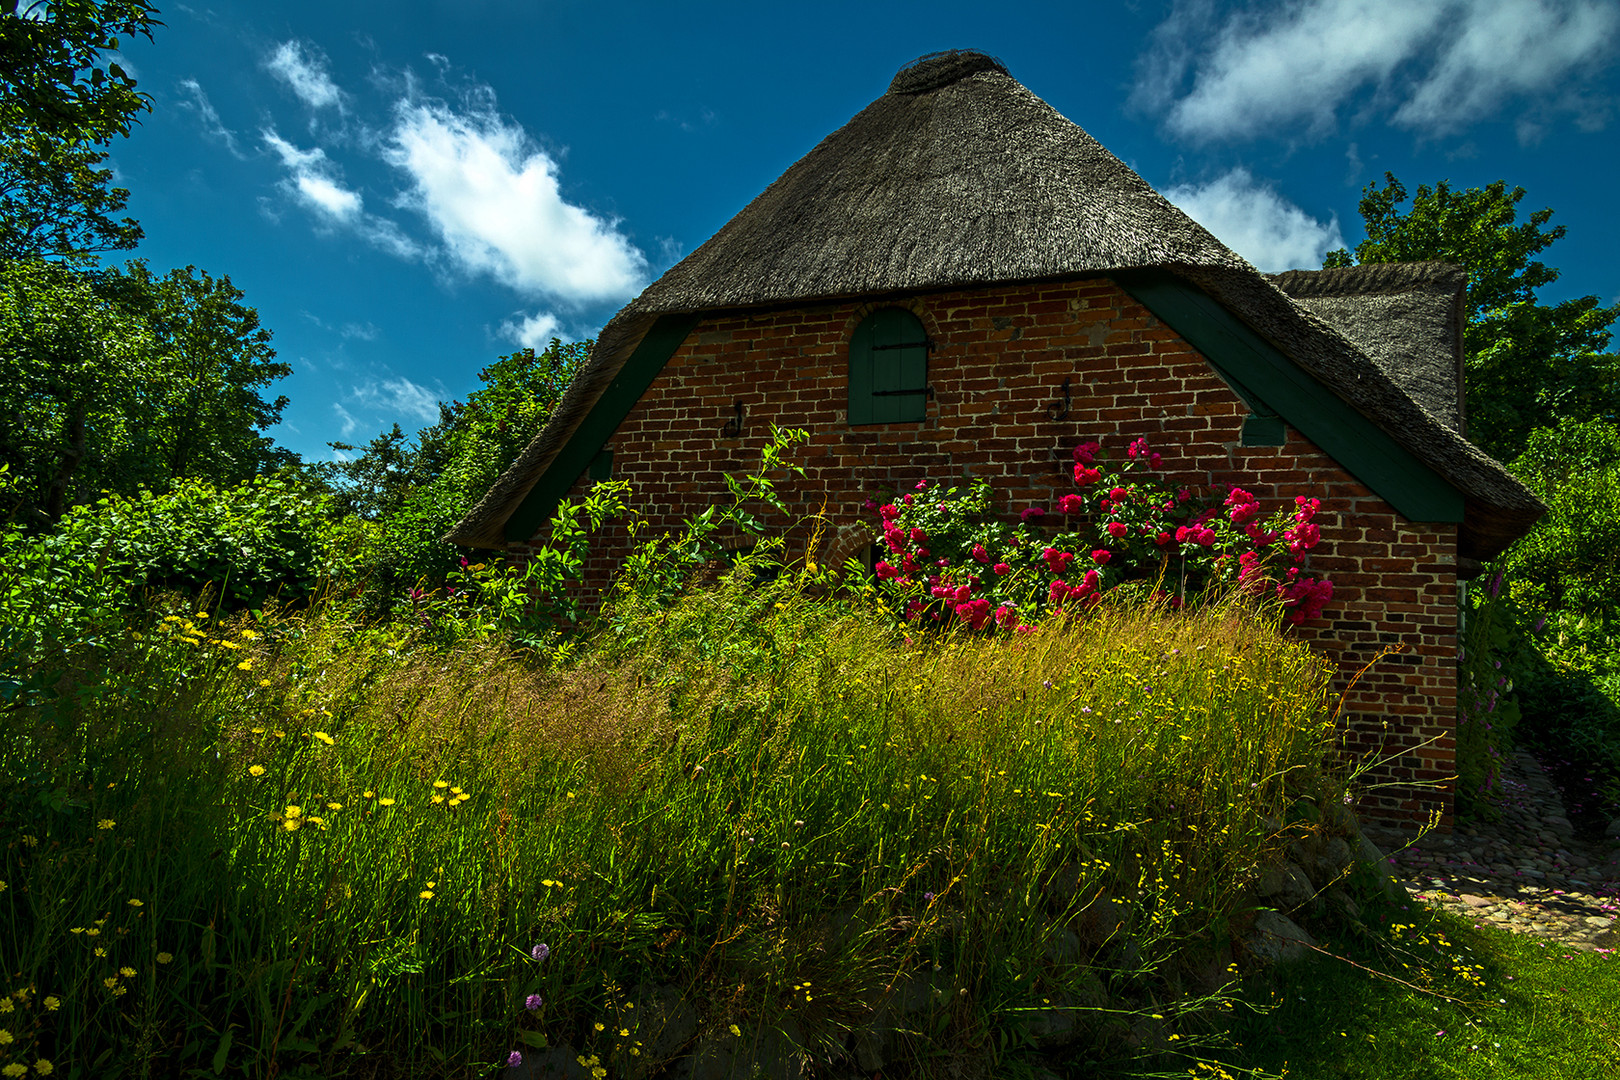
[[1316, 836, 1354, 882], [510, 1043, 587, 1080], [1253, 863, 1315, 912], [625, 984, 700, 1076], [1353, 831, 1408, 904], [1245, 911, 1318, 964]]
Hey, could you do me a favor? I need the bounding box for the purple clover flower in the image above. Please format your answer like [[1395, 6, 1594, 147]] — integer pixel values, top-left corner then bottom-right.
[[531, 943, 550, 963], [507, 1050, 523, 1067], [526, 993, 543, 1010]]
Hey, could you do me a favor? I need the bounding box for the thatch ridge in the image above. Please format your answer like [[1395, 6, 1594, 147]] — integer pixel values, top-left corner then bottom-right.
[[448, 51, 1541, 560], [890, 50, 1008, 94], [1270, 261, 1466, 299], [1270, 263, 1469, 435]]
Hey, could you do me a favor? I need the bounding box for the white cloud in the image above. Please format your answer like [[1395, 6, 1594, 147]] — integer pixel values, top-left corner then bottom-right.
[[501, 311, 565, 350], [262, 129, 362, 222], [176, 77, 244, 157], [1137, 0, 1620, 142], [1164, 168, 1344, 272], [265, 40, 343, 111], [333, 402, 359, 439], [262, 128, 423, 257], [341, 321, 381, 341], [384, 96, 648, 304], [349, 376, 442, 424]]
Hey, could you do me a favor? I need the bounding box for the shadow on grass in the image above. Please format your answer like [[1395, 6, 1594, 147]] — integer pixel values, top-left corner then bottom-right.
[[1213, 905, 1620, 1080]]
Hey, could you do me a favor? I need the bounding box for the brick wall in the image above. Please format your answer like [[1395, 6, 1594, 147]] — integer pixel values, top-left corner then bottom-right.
[[509, 278, 1459, 827]]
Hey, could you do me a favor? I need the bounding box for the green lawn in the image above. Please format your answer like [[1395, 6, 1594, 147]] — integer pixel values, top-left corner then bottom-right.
[[1214, 905, 1620, 1079]]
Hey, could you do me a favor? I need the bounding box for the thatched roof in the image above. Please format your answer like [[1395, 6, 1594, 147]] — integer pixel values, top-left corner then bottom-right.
[[1270, 263, 1468, 434], [449, 50, 1541, 561]]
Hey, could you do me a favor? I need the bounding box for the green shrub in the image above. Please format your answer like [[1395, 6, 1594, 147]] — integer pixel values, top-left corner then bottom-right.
[[1491, 418, 1620, 811], [0, 471, 334, 658]]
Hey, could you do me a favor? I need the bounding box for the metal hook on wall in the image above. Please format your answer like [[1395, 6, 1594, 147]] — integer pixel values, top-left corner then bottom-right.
[[721, 400, 746, 437], [1046, 376, 1071, 421]]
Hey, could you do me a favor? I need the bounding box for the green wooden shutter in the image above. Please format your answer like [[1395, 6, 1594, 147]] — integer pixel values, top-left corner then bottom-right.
[[849, 308, 929, 425]]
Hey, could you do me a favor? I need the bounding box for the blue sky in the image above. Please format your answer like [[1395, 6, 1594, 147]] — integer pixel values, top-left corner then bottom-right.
[[106, 0, 1620, 463]]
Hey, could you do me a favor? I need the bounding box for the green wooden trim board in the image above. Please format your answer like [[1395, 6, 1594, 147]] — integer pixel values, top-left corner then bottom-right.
[[502, 313, 700, 543], [1114, 271, 1465, 524]]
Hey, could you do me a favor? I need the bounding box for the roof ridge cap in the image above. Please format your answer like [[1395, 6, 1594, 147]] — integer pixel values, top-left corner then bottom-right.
[[888, 50, 1008, 95]]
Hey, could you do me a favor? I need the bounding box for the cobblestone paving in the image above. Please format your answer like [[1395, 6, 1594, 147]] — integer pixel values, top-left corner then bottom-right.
[[1361, 750, 1620, 952]]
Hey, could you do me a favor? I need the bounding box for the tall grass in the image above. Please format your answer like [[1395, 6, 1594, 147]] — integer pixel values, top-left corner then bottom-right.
[[1, 562, 1341, 1078]]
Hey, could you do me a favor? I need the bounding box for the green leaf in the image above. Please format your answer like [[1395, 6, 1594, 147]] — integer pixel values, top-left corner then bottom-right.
[[211, 1028, 232, 1076]]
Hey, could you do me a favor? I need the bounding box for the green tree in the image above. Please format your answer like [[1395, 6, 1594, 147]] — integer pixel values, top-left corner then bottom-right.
[[104, 261, 294, 485], [0, 258, 152, 520], [0, 259, 294, 522], [0, 129, 140, 262], [1501, 418, 1620, 628], [1, 0, 157, 264], [1, 0, 158, 144], [323, 339, 588, 598], [1325, 173, 1619, 462]]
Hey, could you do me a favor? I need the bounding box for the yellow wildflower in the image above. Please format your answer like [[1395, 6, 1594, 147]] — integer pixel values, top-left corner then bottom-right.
[[240, 628, 258, 639], [219, 640, 240, 650], [102, 977, 118, 989], [431, 795, 444, 804], [0, 1062, 22, 1077], [729, 1024, 741, 1037], [432, 781, 448, 789], [450, 786, 463, 795], [249, 765, 265, 777], [0, 999, 10, 1013], [94, 948, 106, 957], [282, 819, 301, 832], [35, 1060, 54, 1076], [119, 967, 135, 977], [97, 819, 115, 830], [419, 889, 434, 900], [378, 797, 396, 807], [313, 731, 334, 745], [156, 953, 173, 964], [285, 805, 302, 818], [69, 927, 84, 935], [326, 802, 342, 810], [363, 790, 375, 798], [85, 929, 100, 937], [236, 660, 252, 671], [594, 1022, 605, 1032], [258, 679, 271, 687], [306, 816, 324, 827], [127, 898, 143, 907], [43, 997, 60, 1011], [20, 834, 36, 847]]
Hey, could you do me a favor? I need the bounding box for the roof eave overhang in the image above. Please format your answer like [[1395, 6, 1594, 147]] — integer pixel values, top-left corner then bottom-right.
[[1112, 268, 1470, 523]]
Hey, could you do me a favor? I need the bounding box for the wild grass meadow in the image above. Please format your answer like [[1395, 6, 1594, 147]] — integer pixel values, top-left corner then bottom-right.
[[1, 540, 1375, 1079]]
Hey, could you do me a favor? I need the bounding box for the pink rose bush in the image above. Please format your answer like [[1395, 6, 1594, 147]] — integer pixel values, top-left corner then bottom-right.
[[869, 435, 1333, 631]]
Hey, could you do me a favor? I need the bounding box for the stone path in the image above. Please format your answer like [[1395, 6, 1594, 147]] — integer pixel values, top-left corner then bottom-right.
[[1361, 749, 1620, 952]]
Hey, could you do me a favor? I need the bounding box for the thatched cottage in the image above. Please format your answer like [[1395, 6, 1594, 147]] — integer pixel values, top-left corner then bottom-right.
[[450, 51, 1543, 826]]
